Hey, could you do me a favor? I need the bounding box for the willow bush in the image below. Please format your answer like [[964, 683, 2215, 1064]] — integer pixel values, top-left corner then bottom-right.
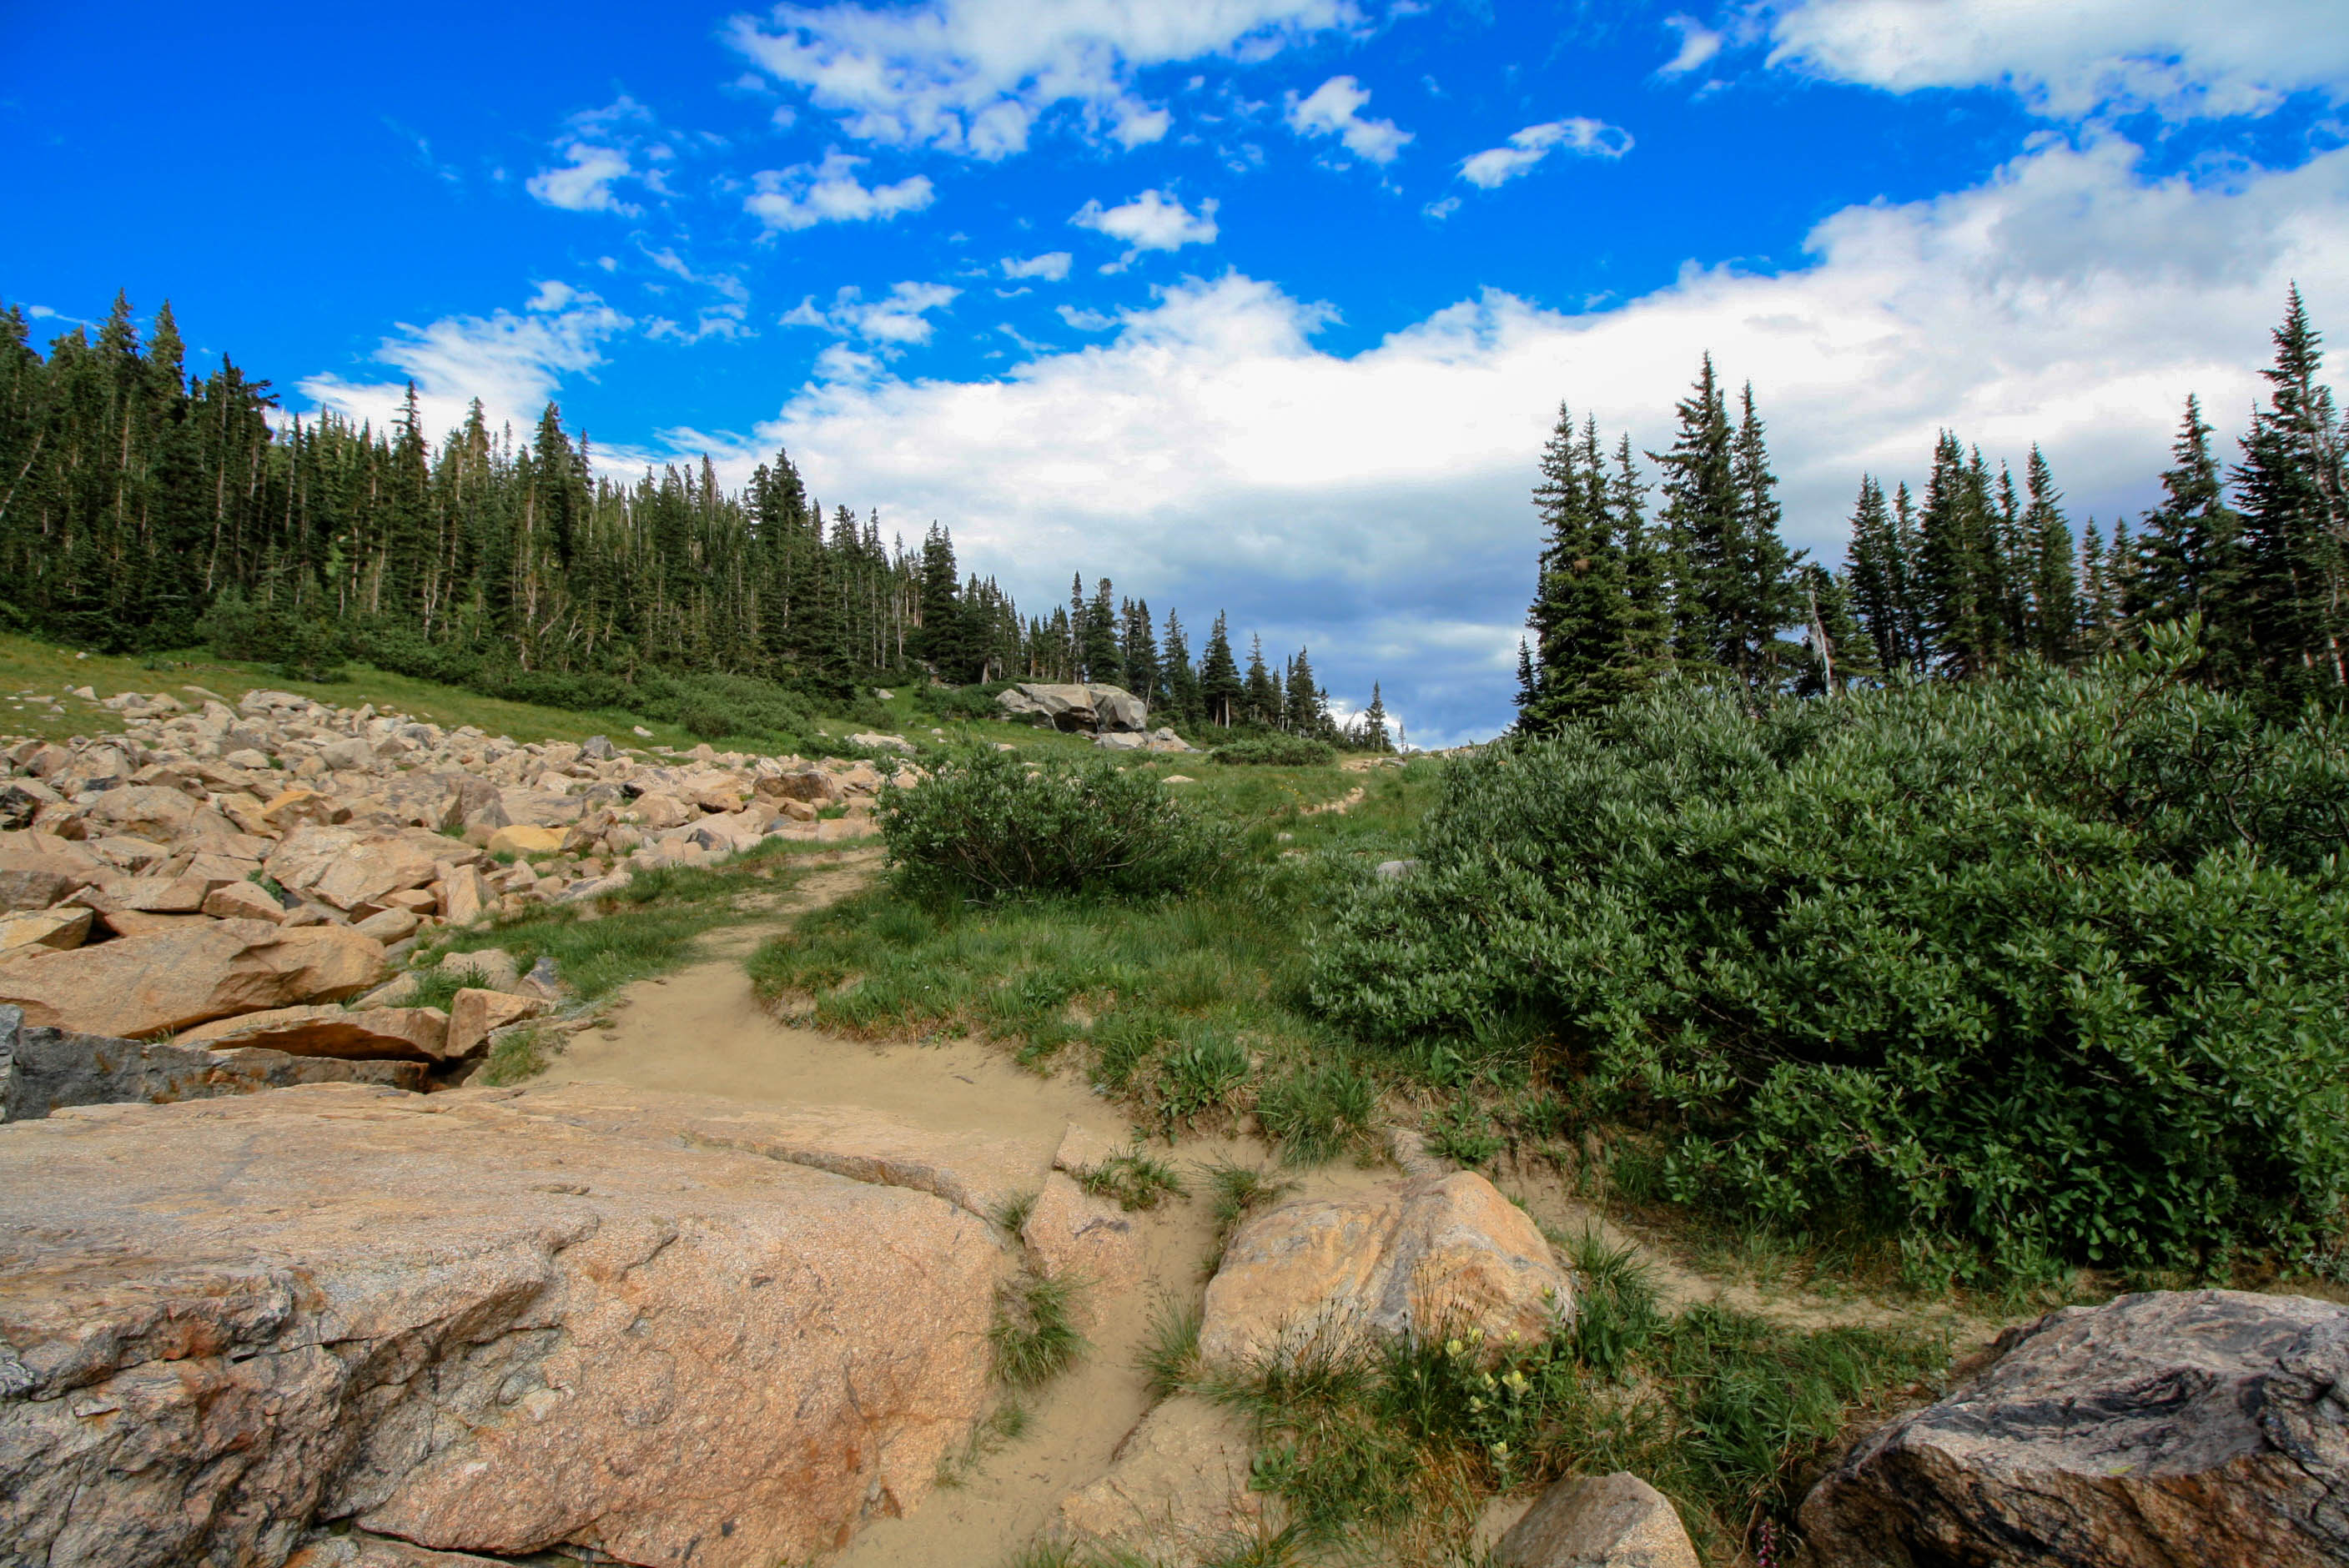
[[1312, 630, 2349, 1275]]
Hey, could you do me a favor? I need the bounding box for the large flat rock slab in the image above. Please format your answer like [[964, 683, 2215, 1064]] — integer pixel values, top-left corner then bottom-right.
[[0, 1005, 421, 1119], [0, 1081, 1009, 1568]]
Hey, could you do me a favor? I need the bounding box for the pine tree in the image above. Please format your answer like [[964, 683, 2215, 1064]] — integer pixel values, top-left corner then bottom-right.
[[1199, 612, 1242, 726], [1916, 433, 2007, 676], [1283, 646, 1327, 735], [2138, 395, 2246, 666], [1843, 476, 1916, 675], [2021, 446, 2080, 664], [1521, 406, 1638, 729], [1161, 610, 1201, 725], [1653, 355, 1738, 681], [1119, 597, 1160, 704], [1241, 634, 1279, 725], [1727, 382, 1803, 693], [1358, 681, 1391, 753], [2232, 289, 2349, 694]]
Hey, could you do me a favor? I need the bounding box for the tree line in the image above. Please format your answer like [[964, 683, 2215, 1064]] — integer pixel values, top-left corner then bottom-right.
[[0, 293, 1391, 746], [1517, 289, 2349, 727]]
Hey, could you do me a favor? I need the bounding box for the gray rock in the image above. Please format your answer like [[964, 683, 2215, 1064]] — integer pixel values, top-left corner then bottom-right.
[[996, 682, 1149, 734], [1799, 1288, 2349, 1567], [579, 734, 615, 761], [0, 1004, 422, 1121], [1496, 1472, 1698, 1567], [1375, 858, 1421, 880]]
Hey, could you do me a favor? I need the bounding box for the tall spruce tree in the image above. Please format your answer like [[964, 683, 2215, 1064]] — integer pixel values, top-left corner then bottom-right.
[[2138, 395, 2247, 667], [1241, 634, 1280, 725], [1199, 612, 1242, 726], [2233, 289, 2349, 693], [1161, 610, 1201, 724], [1520, 406, 1639, 729], [2021, 446, 2080, 664]]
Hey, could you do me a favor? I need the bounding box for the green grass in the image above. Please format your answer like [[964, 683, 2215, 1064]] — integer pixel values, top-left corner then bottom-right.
[[1164, 1239, 1949, 1567], [1074, 1146, 1188, 1211], [744, 761, 1446, 1148], [993, 1272, 1088, 1388], [1203, 1160, 1299, 1258]]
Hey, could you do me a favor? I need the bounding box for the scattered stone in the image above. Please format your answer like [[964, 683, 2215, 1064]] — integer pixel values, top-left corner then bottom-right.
[[352, 907, 420, 942], [180, 1004, 453, 1062], [487, 822, 565, 858], [1800, 1288, 2349, 1568], [0, 906, 91, 957], [1376, 857, 1421, 880], [850, 731, 918, 754], [0, 1083, 1003, 1568], [1199, 1170, 1571, 1369], [439, 947, 523, 992], [446, 988, 546, 1057], [1495, 1472, 1700, 1568], [1021, 1171, 1144, 1309]]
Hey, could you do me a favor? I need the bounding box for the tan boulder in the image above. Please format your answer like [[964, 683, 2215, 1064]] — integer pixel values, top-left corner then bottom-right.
[[0, 919, 386, 1038], [74, 874, 211, 914], [0, 1082, 1003, 1568], [438, 864, 487, 925], [182, 1004, 452, 1061], [0, 867, 75, 913], [0, 907, 92, 957], [1021, 1172, 1144, 1319], [303, 831, 439, 912], [264, 824, 364, 892], [1054, 1396, 1276, 1564], [85, 833, 171, 872], [1495, 1473, 1700, 1568], [0, 832, 103, 908], [439, 947, 523, 993], [487, 823, 565, 858], [1198, 1170, 1569, 1369], [97, 909, 213, 939], [289, 1533, 511, 1566], [78, 784, 197, 842], [631, 792, 692, 830], [204, 879, 289, 922], [447, 988, 546, 1056], [353, 907, 420, 943], [253, 787, 338, 832]]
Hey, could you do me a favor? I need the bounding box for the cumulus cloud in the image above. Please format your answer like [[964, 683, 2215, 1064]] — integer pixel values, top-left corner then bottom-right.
[[745, 151, 937, 229], [1003, 251, 1074, 281], [1286, 74, 1411, 163], [783, 280, 961, 346], [298, 284, 633, 448], [1769, 0, 2349, 118], [1071, 188, 1220, 260], [526, 143, 637, 213], [665, 137, 2348, 743], [1458, 118, 1633, 188], [727, 0, 1361, 158]]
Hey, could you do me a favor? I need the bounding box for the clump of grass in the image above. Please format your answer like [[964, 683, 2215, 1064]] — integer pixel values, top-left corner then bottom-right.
[[993, 1189, 1041, 1235], [477, 1022, 552, 1087], [1138, 1297, 1205, 1400], [389, 964, 475, 1015], [993, 1273, 1087, 1388], [1076, 1147, 1187, 1212], [1425, 1099, 1504, 1168], [1255, 1062, 1377, 1166], [1151, 1028, 1250, 1130], [1204, 1159, 1299, 1257], [938, 1400, 1033, 1490]]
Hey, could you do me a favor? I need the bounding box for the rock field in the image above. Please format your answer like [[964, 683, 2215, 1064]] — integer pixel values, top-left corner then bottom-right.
[[0, 682, 904, 1078]]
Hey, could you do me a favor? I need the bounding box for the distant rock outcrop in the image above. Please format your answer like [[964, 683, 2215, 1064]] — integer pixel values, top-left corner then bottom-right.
[[1800, 1288, 2349, 1567], [0, 1081, 1016, 1568], [997, 682, 1149, 734]]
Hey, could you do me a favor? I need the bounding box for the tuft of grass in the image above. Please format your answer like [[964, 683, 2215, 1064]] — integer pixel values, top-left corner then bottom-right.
[[477, 1022, 552, 1087], [938, 1400, 1033, 1490], [1138, 1297, 1205, 1400], [993, 1189, 1040, 1235], [1255, 1061, 1377, 1166], [993, 1272, 1088, 1389], [1076, 1146, 1188, 1212], [1425, 1098, 1505, 1168], [1151, 1028, 1250, 1131]]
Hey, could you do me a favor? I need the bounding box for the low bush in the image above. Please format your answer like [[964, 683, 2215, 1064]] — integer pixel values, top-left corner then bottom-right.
[[878, 746, 1232, 900], [1312, 630, 2349, 1276], [1210, 732, 1338, 766]]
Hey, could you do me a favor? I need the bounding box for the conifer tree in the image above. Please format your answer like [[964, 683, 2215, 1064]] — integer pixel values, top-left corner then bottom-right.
[[1520, 406, 1639, 729], [1083, 577, 1123, 686], [1161, 610, 1201, 724], [1283, 646, 1328, 735], [2233, 289, 2349, 691], [1843, 476, 1917, 675], [2021, 446, 2080, 664], [1359, 681, 1391, 753], [1199, 612, 1242, 726], [1242, 633, 1280, 725], [1119, 597, 1160, 703], [2138, 395, 2246, 666]]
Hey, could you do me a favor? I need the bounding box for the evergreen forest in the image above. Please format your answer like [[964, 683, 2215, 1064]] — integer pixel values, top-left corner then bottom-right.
[[0, 294, 1388, 748]]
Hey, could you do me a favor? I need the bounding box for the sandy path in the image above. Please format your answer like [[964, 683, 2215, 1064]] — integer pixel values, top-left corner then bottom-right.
[[540, 850, 1385, 1565]]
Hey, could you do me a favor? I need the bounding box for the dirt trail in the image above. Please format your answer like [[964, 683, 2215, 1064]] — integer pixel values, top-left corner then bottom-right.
[[540, 847, 1386, 1567]]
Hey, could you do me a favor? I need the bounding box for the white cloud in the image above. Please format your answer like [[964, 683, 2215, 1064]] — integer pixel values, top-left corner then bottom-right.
[[526, 143, 637, 213], [1458, 117, 1632, 188], [726, 0, 1359, 158], [745, 151, 937, 229], [663, 136, 2349, 741], [1285, 74, 1411, 163], [784, 280, 962, 347], [297, 285, 633, 449], [1658, 14, 1723, 77], [1071, 188, 1220, 260], [1422, 195, 1461, 221], [1003, 251, 1074, 281], [1769, 0, 2349, 118]]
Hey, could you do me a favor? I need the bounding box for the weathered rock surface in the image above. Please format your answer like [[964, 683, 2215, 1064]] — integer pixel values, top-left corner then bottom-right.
[[0, 919, 387, 1038], [1799, 1288, 2349, 1568], [0, 1006, 422, 1120], [445, 988, 546, 1057], [1496, 1472, 1701, 1568], [286, 1534, 511, 1567], [0, 905, 90, 956], [1054, 1396, 1276, 1565], [0, 1081, 1007, 1568], [1200, 1170, 1570, 1368], [179, 1004, 452, 1061], [996, 681, 1149, 733], [1022, 1171, 1144, 1309]]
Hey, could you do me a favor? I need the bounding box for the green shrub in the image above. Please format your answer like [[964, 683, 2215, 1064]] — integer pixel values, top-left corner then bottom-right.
[[879, 746, 1232, 900], [1210, 732, 1338, 766], [1312, 632, 2349, 1275]]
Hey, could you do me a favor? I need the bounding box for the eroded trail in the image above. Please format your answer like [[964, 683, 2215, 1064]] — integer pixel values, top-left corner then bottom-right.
[[541, 847, 1384, 1566]]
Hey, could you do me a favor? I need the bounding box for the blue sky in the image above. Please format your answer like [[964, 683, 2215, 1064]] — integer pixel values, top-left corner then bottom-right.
[[7, 1, 2348, 741]]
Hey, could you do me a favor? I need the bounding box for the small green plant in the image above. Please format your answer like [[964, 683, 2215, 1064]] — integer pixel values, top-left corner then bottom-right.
[[1139, 1297, 1205, 1400], [1076, 1146, 1188, 1211], [992, 1273, 1086, 1388], [477, 1021, 551, 1087], [1426, 1100, 1504, 1167], [1153, 1029, 1250, 1128], [993, 1189, 1040, 1235]]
